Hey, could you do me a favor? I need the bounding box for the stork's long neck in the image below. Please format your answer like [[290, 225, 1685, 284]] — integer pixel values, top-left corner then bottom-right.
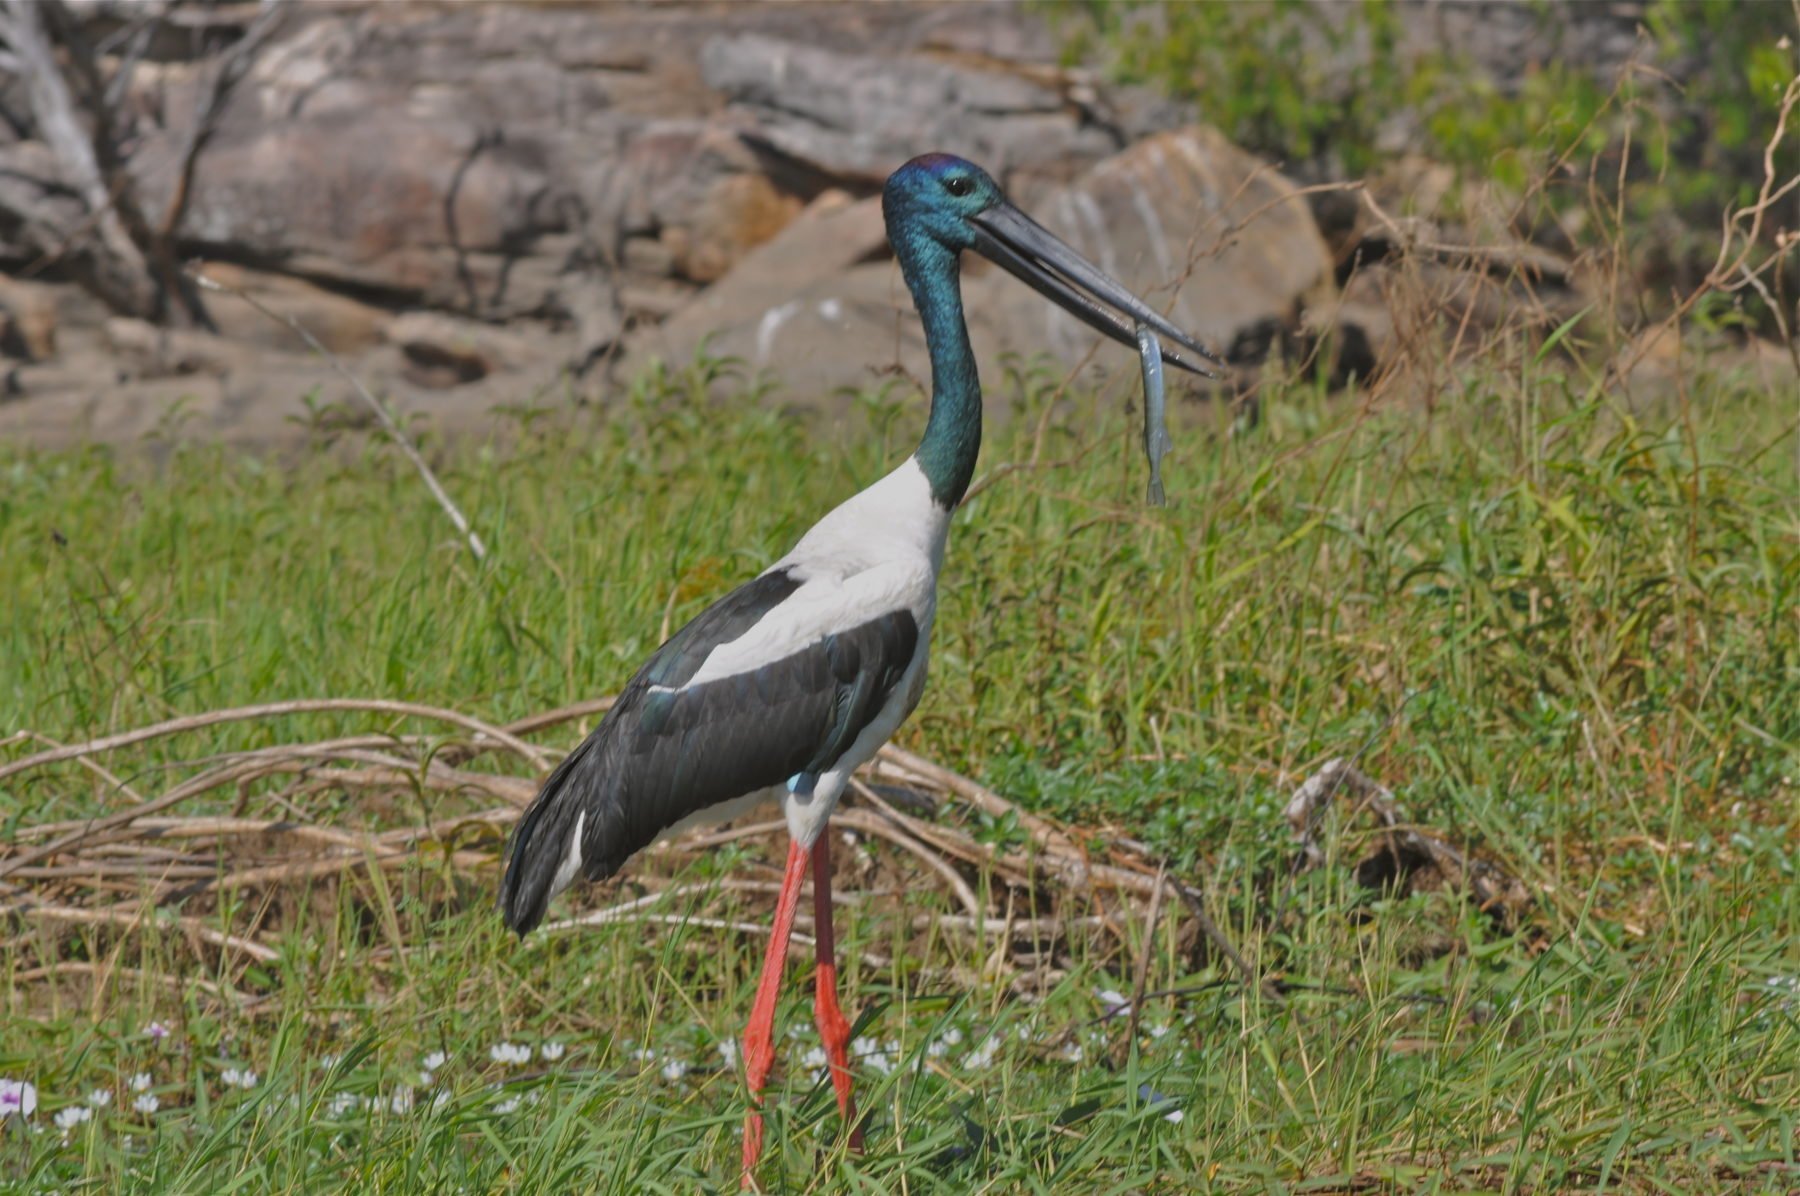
[[895, 236, 981, 509]]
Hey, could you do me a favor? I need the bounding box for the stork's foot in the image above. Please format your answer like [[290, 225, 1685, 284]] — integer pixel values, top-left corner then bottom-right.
[[812, 956, 864, 1148], [740, 1109, 766, 1189], [810, 837, 863, 1150], [738, 841, 811, 1190]]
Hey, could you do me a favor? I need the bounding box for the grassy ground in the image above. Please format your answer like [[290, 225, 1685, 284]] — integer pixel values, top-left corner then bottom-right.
[[2, 346, 1797, 1193]]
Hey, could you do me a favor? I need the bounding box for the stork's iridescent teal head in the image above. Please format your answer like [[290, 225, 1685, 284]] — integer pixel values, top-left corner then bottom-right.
[[884, 153, 1219, 376], [881, 153, 1219, 507]]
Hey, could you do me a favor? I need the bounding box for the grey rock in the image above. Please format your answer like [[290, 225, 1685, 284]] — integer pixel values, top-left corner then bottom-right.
[[969, 127, 1335, 372], [699, 33, 1122, 187], [628, 189, 889, 375], [627, 127, 1339, 401], [0, 278, 60, 361]]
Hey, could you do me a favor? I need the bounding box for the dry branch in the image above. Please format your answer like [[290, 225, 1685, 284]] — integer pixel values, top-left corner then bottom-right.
[[3, 693, 1274, 1016], [1284, 757, 1533, 925], [0, 697, 551, 783], [15, 900, 279, 963], [12, 960, 247, 1005], [0, 0, 158, 315], [187, 267, 492, 564]]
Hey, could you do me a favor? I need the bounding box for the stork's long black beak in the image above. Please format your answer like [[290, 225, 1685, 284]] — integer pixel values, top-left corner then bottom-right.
[[970, 202, 1222, 378]]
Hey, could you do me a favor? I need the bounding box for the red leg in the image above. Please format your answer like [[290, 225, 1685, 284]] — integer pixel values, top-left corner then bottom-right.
[[741, 839, 810, 1188], [811, 836, 863, 1150]]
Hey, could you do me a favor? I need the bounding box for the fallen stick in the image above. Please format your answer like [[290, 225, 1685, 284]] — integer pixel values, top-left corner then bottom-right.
[[1126, 867, 1168, 1048], [12, 960, 246, 1004], [1283, 758, 1532, 923], [912, 912, 1110, 935], [188, 263, 490, 564], [497, 698, 618, 740], [0, 758, 298, 879], [1167, 876, 1284, 1006], [833, 805, 985, 923], [12, 901, 279, 962], [876, 744, 1088, 869], [0, 697, 551, 783]]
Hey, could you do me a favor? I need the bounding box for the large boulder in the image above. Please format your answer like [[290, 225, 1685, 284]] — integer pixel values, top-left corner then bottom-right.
[[626, 126, 1337, 398], [627, 189, 889, 373], [699, 33, 1120, 188], [966, 127, 1336, 371]]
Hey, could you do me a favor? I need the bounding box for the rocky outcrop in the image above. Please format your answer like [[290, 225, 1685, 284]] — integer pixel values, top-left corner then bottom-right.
[[969, 127, 1336, 370], [699, 33, 1119, 187], [629, 127, 1341, 399], [0, 1, 1592, 447]]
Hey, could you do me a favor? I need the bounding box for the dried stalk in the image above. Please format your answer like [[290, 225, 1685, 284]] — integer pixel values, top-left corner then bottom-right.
[[1126, 866, 1167, 1047], [12, 960, 246, 1004], [5, 692, 1240, 1009], [0, 697, 550, 784], [187, 266, 491, 563], [0, 757, 301, 879], [1284, 758, 1533, 923], [833, 803, 984, 922], [14, 901, 279, 963]]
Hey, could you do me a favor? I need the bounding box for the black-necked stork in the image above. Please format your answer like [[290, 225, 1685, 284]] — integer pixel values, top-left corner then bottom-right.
[[499, 153, 1217, 1182]]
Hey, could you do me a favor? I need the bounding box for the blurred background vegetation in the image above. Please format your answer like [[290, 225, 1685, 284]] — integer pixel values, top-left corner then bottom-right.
[[1054, 0, 1798, 329]]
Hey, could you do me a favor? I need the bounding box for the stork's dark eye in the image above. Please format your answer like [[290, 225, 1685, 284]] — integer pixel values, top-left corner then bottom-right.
[[944, 176, 974, 197]]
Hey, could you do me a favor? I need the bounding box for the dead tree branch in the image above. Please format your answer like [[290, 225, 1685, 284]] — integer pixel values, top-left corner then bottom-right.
[[0, 0, 158, 315]]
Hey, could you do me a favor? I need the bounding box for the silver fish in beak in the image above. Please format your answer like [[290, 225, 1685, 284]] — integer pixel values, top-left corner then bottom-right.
[[969, 201, 1222, 378]]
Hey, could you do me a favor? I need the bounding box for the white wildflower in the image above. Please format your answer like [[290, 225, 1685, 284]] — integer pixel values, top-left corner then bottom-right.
[[488, 1043, 530, 1066], [940, 1027, 963, 1047], [493, 1095, 521, 1115], [716, 1039, 740, 1069], [133, 1093, 160, 1115], [799, 1045, 828, 1083], [1147, 1022, 1171, 1041], [87, 1089, 112, 1107], [220, 1068, 258, 1090], [0, 1079, 38, 1118], [1096, 988, 1130, 1013], [129, 1073, 152, 1093], [1164, 1108, 1184, 1124], [54, 1105, 93, 1133], [659, 1058, 689, 1083], [1063, 1042, 1085, 1063], [388, 1087, 415, 1115], [630, 1046, 656, 1064], [539, 1041, 565, 1062], [328, 1092, 360, 1117], [852, 1036, 896, 1076], [961, 1036, 1002, 1071], [422, 1051, 449, 1073]]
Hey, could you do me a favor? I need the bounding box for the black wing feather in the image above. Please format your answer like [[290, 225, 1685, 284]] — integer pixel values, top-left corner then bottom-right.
[[499, 567, 919, 935]]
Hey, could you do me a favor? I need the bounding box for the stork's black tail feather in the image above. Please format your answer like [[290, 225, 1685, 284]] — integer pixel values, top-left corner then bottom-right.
[[497, 739, 594, 937]]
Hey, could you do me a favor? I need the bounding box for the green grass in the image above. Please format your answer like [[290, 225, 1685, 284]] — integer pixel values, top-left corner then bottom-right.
[[2, 347, 1797, 1192]]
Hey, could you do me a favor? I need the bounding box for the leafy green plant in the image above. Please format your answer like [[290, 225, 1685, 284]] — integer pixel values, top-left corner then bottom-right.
[[1055, 0, 1799, 307]]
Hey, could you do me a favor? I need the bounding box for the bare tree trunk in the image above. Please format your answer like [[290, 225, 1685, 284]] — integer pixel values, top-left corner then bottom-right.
[[0, 0, 160, 318]]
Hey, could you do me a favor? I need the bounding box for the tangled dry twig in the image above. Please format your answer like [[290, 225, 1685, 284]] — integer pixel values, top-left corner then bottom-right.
[[1284, 757, 1533, 927], [1, 696, 1275, 1013]]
